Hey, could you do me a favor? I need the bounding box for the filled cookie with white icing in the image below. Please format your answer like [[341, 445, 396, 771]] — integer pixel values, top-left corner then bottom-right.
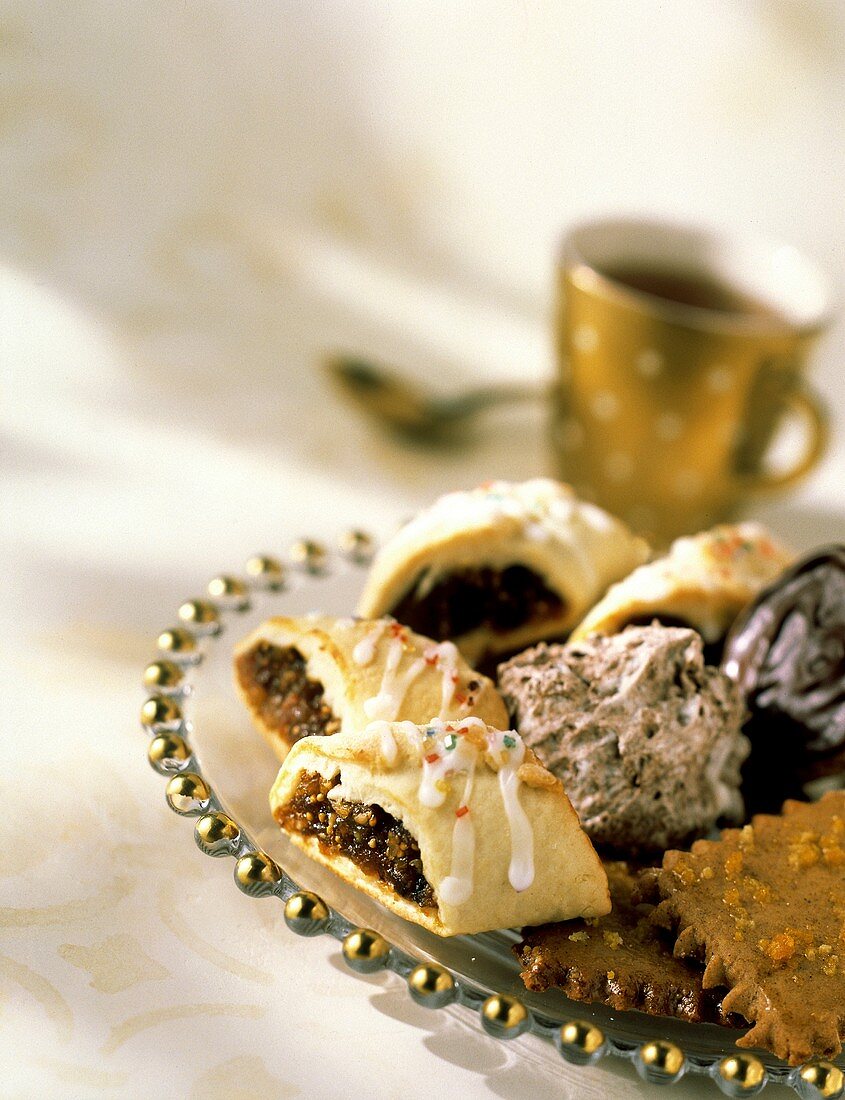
[[234, 615, 508, 761], [570, 523, 791, 658], [356, 478, 649, 664], [269, 718, 610, 936]]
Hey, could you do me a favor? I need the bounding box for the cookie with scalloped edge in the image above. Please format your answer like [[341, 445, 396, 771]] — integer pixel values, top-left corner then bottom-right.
[[639, 792, 845, 1065], [516, 861, 740, 1026]]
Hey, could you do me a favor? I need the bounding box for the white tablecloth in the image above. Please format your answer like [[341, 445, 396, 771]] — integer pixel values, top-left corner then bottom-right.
[[3, 4, 844, 1097]]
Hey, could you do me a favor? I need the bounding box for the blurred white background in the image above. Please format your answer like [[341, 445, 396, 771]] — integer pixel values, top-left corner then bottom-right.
[[1, 4, 843, 1097], [3, 0, 845, 603]]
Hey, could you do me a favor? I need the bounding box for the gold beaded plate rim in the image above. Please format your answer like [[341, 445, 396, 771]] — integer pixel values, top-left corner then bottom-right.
[[141, 533, 845, 1100]]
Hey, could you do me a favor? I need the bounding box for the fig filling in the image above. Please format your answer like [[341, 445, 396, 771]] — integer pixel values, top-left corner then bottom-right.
[[391, 564, 564, 642], [236, 643, 341, 744], [277, 772, 436, 909]]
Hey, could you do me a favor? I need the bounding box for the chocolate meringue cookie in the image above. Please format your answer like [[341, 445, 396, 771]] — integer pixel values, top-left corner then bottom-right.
[[498, 625, 749, 855]]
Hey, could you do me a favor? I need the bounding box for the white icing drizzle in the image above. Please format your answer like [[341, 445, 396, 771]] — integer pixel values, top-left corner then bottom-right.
[[525, 520, 551, 543], [439, 765, 476, 906], [418, 739, 451, 808], [396, 720, 422, 744], [352, 620, 389, 667], [497, 741, 534, 892], [422, 640, 462, 714], [367, 719, 400, 767], [415, 717, 536, 906], [363, 633, 427, 722], [357, 626, 469, 729]]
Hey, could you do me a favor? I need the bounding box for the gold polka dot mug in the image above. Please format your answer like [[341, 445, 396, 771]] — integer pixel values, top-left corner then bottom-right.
[[553, 218, 831, 543]]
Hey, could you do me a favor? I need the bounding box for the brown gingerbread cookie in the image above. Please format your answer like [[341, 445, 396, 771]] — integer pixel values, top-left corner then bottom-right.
[[639, 792, 845, 1066], [515, 861, 740, 1026]]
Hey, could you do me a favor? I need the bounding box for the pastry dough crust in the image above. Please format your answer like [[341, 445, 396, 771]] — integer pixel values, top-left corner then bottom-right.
[[571, 523, 792, 644], [234, 615, 508, 761], [357, 479, 649, 662], [270, 720, 610, 936]]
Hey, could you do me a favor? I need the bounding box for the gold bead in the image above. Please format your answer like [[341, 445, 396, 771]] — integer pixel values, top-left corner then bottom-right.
[[557, 1019, 605, 1065], [157, 627, 199, 662], [234, 851, 282, 897], [342, 928, 390, 973], [195, 811, 240, 856], [165, 772, 211, 815], [288, 539, 327, 573], [338, 529, 375, 563], [140, 695, 183, 731], [480, 994, 530, 1039], [148, 732, 191, 774], [637, 1040, 685, 1082], [800, 1062, 845, 1099], [245, 555, 285, 589], [407, 964, 455, 1008], [178, 599, 220, 632], [284, 891, 329, 936], [717, 1054, 765, 1092], [207, 575, 249, 607], [142, 660, 184, 692]]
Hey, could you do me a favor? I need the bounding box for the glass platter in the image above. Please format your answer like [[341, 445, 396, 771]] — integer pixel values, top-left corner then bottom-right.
[[140, 534, 845, 1100]]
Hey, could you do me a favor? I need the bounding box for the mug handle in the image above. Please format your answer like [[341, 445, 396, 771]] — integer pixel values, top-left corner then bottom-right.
[[739, 383, 829, 492]]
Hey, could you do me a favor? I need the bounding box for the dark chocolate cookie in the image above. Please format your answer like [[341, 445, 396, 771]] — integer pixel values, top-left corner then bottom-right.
[[722, 546, 845, 812], [724, 545, 845, 754]]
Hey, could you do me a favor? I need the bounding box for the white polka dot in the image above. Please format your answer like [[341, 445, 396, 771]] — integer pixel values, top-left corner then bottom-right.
[[706, 366, 733, 393], [674, 469, 704, 499], [604, 451, 634, 483], [589, 390, 619, 422], [573, 324, 599, 353], [655, 412, 684, 443], [554, 418, 586, 451], [635, 349, 664, 378]]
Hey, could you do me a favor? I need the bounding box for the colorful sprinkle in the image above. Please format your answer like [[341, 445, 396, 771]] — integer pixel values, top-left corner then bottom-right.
[[425, 752, 440, 764], [444, 734, 457, 751], [455, 805, 470, 818], [425, 727, 436, 738], [503, 735, 516, 749]]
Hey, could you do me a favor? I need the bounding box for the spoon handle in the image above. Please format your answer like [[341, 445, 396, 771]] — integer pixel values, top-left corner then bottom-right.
[[437, 381, 550, 421]]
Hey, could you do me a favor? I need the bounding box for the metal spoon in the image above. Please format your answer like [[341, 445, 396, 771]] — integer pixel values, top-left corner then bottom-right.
[[326, 355, 546, 442]]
